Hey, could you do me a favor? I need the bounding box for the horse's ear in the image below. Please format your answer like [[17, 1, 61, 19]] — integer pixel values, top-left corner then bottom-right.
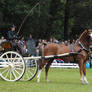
[[83, 29, 87, 34], [84, 29, 89, 33]]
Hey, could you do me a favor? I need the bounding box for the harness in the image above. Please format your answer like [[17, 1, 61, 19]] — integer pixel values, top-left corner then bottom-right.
[[71, 44, 74, 52], [78, 41, 89, 53], [70, 41, 89, 62]]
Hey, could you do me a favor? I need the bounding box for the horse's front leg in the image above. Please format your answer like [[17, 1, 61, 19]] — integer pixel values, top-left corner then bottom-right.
[[83, 61, 88, 84], [79, 60, 84, 84]]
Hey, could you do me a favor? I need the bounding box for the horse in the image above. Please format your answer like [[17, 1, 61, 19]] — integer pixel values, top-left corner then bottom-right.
[[37, 29, 92, 84]]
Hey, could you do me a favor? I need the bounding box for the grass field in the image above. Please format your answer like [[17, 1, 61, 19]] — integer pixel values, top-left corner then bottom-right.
[[0, 68, 92, 92]]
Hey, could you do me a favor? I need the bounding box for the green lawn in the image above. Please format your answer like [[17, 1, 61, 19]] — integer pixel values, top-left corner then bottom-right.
[[0, 68, 92, 92]]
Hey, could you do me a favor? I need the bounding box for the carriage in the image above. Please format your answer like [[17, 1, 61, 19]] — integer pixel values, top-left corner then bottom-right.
[[0, 29, 91, 85]]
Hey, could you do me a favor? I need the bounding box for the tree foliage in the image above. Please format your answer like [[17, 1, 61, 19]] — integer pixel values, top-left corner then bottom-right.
[[0, 0, 92, 40]]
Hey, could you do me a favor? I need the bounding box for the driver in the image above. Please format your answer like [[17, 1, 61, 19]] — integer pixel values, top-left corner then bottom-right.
[[7, 24, 16, 41], [7, 25, 21, 52]]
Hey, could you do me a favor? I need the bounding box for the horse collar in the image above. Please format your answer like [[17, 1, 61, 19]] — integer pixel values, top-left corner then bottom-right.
[[78, 41, 89, 52]]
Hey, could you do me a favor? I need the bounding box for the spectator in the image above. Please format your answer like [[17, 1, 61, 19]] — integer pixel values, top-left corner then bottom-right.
[[53, 38, 59, 43], [0, 36, 6, 44], [26, 34, 37, 56], [48, 37, 59, 43], [64, 40, 68, 46], [42, 39, 47, 45], [49, 37, 54, 43], [18, 37, 27, 55]]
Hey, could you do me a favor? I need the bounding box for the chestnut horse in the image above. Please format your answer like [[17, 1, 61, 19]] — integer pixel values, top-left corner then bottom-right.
[[37, 29, 92, 84]]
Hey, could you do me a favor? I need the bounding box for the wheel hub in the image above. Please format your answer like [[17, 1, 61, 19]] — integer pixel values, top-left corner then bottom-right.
[[8, 63, 14, 69]]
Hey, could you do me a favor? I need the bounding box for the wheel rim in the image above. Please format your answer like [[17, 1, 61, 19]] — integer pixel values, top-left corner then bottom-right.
[[0, 51, 25, 81], [21, 59, 38, 81]]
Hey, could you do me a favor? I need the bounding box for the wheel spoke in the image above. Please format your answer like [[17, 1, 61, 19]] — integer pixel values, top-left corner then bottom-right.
[[12, 70, 17, 79], [10, 52, 12, 62], [14, 62, 23, 66], [15, 68, 23, 71], [25, 71, 30, 78], [5, 69, 10, 78], [5, 54, 9, 62], [14, 69, 21, 75], [31, 68, 35, 71], [12, 54, 17, 63], [1, 68, 8, 74], [27, 69, 33, 76], [10, 70, 12, 80]]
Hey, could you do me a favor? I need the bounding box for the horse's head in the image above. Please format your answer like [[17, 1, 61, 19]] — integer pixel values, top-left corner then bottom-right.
[[78, 29, 92, 50], [88, 29, 92, 41]]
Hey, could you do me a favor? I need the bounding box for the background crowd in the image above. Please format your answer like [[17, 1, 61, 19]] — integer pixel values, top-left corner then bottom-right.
[[0, 34, 76, 56]]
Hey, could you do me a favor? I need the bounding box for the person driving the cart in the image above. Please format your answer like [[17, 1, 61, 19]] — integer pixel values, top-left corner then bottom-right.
[[7, 24, 16, 41], [7, 24, 21, 53]]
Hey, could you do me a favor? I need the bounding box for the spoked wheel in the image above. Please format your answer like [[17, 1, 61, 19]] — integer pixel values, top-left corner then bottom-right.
[[0, 51, 25, 81], [21, 59, 38, 81]]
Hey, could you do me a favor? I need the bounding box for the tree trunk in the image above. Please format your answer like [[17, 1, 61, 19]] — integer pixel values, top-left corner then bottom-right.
[[64, 0, 71, 40], [46, 0, 60, 39]]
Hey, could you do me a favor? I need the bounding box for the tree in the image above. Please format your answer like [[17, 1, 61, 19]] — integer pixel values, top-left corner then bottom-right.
[[71, 0, 92, 38], [64, 0, 71, 40], [45, 0, 61, 39]]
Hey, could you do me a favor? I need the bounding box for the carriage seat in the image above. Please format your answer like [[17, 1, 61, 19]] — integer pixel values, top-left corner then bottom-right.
[[0, 40, 12, 51]]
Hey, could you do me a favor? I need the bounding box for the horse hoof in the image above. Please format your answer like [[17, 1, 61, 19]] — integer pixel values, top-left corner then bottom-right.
[[37, 79, 40, 83], [46, 79, 50, 83], [81, 81, 88, 85], [81, 80, 85, 85], [37, 80, 40, 83], [84, 81, 88, 85]]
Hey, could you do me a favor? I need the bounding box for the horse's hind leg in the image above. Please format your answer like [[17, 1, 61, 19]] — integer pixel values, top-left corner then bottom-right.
[[45, 59, 53, 82], [79, 60, 84, 84], [83, 61, 88, 84], [37, 69, 42, 83], [37, 60, 46, 83]]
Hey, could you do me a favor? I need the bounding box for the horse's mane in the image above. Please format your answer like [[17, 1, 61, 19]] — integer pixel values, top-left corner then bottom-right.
[[78, 30, 88, 41], [76, 29, 90, 49]]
